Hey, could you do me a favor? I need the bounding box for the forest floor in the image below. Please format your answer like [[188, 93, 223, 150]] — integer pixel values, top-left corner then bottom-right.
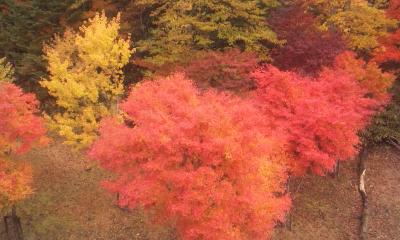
[[0, 141, 399, 240]]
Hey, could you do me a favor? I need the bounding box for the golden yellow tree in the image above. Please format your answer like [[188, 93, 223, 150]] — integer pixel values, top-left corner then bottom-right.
[[307, 0, 397, 51], [41, 12, 133, 148]]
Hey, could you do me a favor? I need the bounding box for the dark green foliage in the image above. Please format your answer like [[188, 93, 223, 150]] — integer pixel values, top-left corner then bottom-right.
[[0, 0, 85, 101], [363, 79, 400, 145]]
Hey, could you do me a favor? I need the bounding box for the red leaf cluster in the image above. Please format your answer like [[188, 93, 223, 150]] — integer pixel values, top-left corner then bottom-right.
[[0, 83, 47, 154], [142, 49, 259, 93], [89, 73, 291, 239], [373, 0, 400, 69], [333, 51, 395, 103], [0, 83, 47, 209], [387, 0, 400, 19], [254, 65, 379, 175], [269, 4, 346, 75], [373, 29, 400, 68]]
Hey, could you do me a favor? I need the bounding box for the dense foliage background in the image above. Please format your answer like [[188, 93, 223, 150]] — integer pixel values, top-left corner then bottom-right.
[[1, 0, 399, 239]]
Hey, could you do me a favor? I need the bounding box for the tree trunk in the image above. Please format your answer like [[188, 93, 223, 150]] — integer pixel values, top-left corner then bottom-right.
[[115, 193, 131, 212], [285, 176, 292, 230], [330, 161, 340, 178], [358, 148, 369, 240], [4, 206, 24, 240]]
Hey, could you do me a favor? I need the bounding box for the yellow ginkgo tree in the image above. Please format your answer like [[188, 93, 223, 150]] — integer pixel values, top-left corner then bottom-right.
[[41, 12, 133, 148], [307, 0, 397, 51]]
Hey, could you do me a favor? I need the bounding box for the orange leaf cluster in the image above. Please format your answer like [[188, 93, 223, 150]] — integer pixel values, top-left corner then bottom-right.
[[0, 83, 47, 209], [334, 51, 395, 103]]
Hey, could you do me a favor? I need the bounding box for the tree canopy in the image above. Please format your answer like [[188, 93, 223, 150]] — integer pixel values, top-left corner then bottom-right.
[[89, 73, 291, 239], [133, 0, 281, 66], [254, 60, 387, 175], [0, 62, 47, 210], [305, 0, 397, 52], [41, 12, 133, 148], [269, 3, 346, 75]]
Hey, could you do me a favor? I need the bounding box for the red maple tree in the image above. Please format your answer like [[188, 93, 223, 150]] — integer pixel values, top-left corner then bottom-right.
[[254, 65, 379, 175], [89, 73, 291, 239], [0, 83, 47, 209], [269, 4, 346, 76]]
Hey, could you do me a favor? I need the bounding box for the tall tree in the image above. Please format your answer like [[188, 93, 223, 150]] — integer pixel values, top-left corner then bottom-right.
[[89, 73, 291, 239], [40, 12, 133, 148], [132, 0, 281, 66]]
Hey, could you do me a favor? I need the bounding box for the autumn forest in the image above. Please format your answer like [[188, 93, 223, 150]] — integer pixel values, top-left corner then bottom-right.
[[0, 0, 400, 239]]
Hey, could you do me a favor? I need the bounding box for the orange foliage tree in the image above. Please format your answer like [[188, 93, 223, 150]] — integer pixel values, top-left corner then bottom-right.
[[89, 73, 291, 239], [333, 51, 395, 103], [0, 83, 47, 210]]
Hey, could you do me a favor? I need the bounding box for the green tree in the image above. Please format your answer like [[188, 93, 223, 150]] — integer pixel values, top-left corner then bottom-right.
[[133, 0, 281, 66], [0, 0, 87, 98], [40, 12, 133, 148]]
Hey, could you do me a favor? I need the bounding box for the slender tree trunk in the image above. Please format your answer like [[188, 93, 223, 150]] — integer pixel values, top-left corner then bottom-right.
[[358, 148, 369, 240], [330, 161, 340, 178], [115, 192, 131, 212], [335, 161, 340, 177], [4, 206, 24, 240], [285, 176, 292, 230]]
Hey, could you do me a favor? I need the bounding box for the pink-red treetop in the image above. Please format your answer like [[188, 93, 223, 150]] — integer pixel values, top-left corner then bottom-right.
[[0, 83, 47, 155], [254, 65, 379, 175], [89, 73, 291, 239]]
